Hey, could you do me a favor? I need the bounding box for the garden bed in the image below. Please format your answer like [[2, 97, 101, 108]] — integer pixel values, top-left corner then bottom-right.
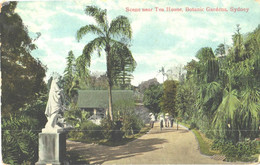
[[68, 125, 151, 147]]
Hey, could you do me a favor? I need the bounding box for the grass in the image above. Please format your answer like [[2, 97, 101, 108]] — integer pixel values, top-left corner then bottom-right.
[[179, 122, 219, 156], [191, 129, 219, 156]]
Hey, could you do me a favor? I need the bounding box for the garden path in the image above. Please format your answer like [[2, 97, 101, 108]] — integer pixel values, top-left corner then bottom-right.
[[67, 122, 227, 164]]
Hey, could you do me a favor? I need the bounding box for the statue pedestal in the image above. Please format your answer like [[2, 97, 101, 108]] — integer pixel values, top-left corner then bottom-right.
[[36, 131, 66, 165]]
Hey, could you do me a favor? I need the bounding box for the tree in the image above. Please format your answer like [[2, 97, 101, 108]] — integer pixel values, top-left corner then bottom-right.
[[176, 83, 196, 121], [196, 47, 215, 63], [63, 50, 76, 100], [160, 80, 178, 117], [214, 43, 226, 56], [143, 84, 163, 115], [1, 2, 46, 116], [138, 78, 159, 93], [181, 25, 260, 142], [159, 66, 166, 82], [231, 24, 244, 62], [76, 6, 133, 121], [111, 44, 136, 89]]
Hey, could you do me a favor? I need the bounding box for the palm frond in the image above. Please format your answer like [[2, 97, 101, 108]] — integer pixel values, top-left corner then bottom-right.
[[241, 88, 260, 128], [85, 6, 107, 29], [213, 90, 241, 138], [204, 81, 222, 103], [76, 25, 104, 41], [75, 55, 90, 82], [214, 90, 240, 122], [82, 36, 106, 59], [109, 16, 132, 39]]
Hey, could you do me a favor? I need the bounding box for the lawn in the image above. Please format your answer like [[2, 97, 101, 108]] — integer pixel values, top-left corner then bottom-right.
[[179, 122, 219, 156]]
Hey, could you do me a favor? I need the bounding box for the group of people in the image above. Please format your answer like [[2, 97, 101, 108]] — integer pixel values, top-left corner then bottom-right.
[[149, 113, 174, 130]]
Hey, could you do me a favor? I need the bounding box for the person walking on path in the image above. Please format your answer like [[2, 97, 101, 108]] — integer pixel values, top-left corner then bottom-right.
[[169, 115, 174, 127], [159, 113, 165, 131], [149, 113, 156, 128], [165, 113, 170, 127]]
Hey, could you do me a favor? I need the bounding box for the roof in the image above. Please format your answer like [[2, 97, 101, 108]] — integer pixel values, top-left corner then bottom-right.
[[77, 90, 134, 108]]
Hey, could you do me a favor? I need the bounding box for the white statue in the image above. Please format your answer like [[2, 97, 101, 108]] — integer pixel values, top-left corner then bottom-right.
[[44, 74, 66, 131]]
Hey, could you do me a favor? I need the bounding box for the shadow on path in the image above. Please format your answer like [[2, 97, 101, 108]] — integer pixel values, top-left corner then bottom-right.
[[67, 137, 168, 164]]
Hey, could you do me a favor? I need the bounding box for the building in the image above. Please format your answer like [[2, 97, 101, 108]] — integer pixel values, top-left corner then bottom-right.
[[77, 90, 134, 124]]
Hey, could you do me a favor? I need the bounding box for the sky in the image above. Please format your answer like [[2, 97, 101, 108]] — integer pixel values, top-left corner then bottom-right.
[[15, 0, 260, 86]]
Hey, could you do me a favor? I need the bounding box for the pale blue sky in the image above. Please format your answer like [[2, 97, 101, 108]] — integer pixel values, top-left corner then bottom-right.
[[16, 0, 260, 85]]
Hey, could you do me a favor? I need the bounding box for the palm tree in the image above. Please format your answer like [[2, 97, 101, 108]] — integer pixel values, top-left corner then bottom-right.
[[76, 6, 132, 121]]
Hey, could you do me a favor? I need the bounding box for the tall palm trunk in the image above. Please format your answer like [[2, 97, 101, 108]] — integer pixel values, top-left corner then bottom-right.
[[106, 45, 113, 121], [108, 82, 113, 121]]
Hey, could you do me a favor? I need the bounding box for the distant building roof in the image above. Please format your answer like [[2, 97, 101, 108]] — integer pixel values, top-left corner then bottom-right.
[[77, 90, 134, 108]]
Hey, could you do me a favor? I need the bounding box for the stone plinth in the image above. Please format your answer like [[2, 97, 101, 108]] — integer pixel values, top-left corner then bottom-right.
[[36, 132, 66, 165]]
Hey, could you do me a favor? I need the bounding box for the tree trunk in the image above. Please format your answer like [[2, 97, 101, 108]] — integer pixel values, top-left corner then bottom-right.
[[108, 83, 113, 121], [106, 45, 113, 121], [122, 70, 125, 89]]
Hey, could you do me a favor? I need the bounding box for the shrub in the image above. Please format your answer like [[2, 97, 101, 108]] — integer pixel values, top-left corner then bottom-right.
[[80, 121, 103, 140], [19, 94, 47, 129], [101, 118, 116, 141], [68, 131, 84, 139], [64, 104, 91, 129], [189, 122, 198, 129], [120, 111, 143, 136], [212, 139, 259, 162], [101, 118, 124, 142], [113, 100, 144, 136]]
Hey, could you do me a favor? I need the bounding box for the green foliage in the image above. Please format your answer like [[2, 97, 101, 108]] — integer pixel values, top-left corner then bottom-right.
[[189, 122, 198, 130], [213, 90, 241, 140], [239, 88, 260, 139], [66, 106, 104, 140], [176, 83, 196, 121], [215, 43, 226, 56], [212, 139, 259, 162], [2, 116, 38, 164], [111, 43, 137, 89], [1, 1, 47, 116], [143, 84, 163, 115], [138, 78, 160, 93], [63, 51, 77, 100], [19, 93, 48, 129], [160, 80, 178, 117], [80, 121, 104, 140], [196, 47, 215, 63], [64, 104, 91, 129], [2, 92, 47, 164], [179, 25, 260, 144], [101, 118, 117, 141], [191, 129, 216, 156], [87, 74, 101, 89], [113, 100, 144, 136]]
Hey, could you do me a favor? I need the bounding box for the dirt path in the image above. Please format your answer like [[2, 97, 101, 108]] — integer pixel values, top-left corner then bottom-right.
[[67, 122, 226, 164]]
